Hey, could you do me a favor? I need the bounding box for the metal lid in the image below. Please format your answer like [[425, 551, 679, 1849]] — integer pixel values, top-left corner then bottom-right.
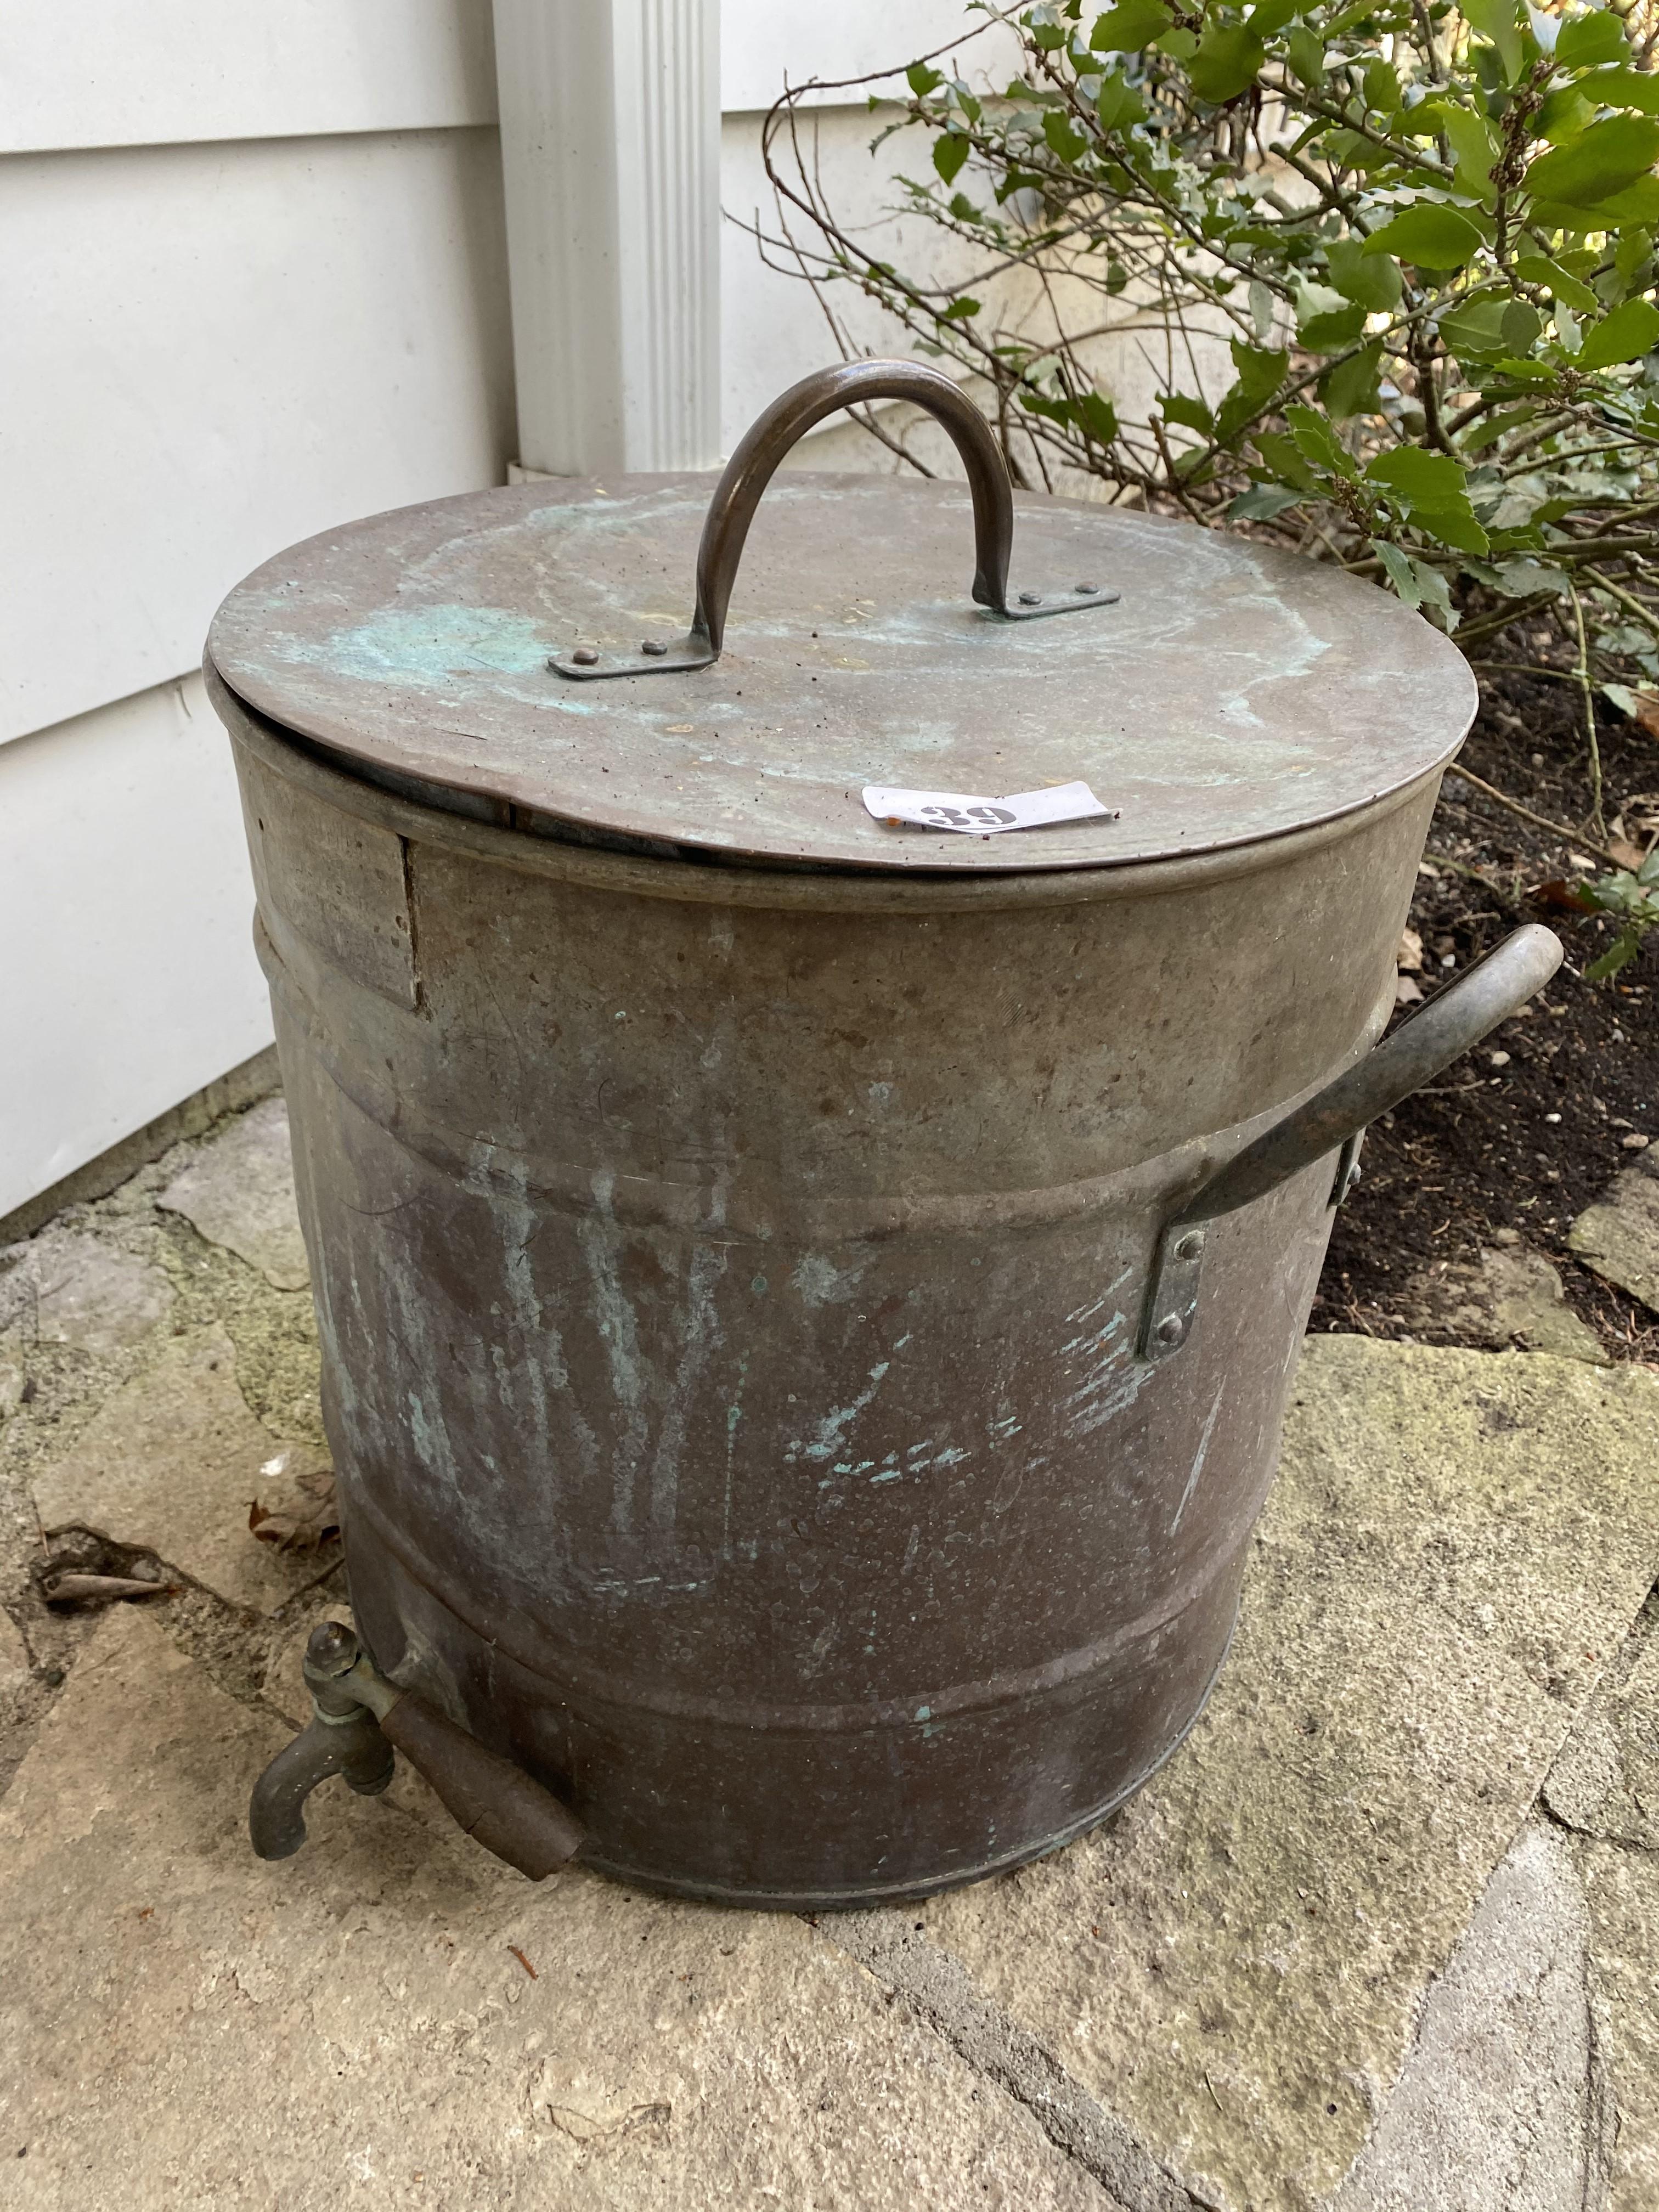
[[207, 364, 1475, 876]]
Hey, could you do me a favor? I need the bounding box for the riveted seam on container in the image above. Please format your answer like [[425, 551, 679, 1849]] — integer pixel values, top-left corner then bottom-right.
[[235, 724, 420, 1010], [255, 912, 1390, 1246], [349, 1474, 1259, 1735], [398, 835, 427, 1015], [577, 1621, 1238, 1909]]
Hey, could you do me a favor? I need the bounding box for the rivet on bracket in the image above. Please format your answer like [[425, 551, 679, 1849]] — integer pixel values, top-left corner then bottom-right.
[[1138, 1219, 1207, 1364], [1329, 1129, 1365, 1207]]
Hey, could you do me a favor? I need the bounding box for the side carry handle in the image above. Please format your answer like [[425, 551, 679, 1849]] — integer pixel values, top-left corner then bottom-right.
[[1138, 923, 1565, 1362]]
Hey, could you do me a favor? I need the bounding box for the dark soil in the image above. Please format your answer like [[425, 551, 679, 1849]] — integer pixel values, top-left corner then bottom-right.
[[1317, 651, 1659, 1362]]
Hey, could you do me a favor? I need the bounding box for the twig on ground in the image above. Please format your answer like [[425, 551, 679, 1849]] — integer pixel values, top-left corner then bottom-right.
[[1468, 659, 1578, 683], [40, 1572, 174, 1608], [1421, 851, 1529, 918], [1568, 579, 1605, 835], [1448, 763, 1621, 866]]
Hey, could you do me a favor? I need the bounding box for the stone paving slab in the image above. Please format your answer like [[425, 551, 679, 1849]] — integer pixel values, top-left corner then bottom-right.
[[912, 1338, 1659, 2212], [1403, 1239, 1608, 1363], [0, 1609, 1115, 2212], [0, 1612, 27, 1716], [30, 1324, 335, 1615], [1539, 1593, 1659, 2211], [1329, 1821, 1611, 2212], [1568, 1141, 1659, 1312], [156, 1095, 311, 1291], [0, 1226, 174, 1357], [1545, 1595, 1659, 1853], [1572, 1839, 1659, 2212]]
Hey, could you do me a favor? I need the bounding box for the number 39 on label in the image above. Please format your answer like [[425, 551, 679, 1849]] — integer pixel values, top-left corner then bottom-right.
[[919, 802, 1015, 828], [862, 780, 1118, 836]]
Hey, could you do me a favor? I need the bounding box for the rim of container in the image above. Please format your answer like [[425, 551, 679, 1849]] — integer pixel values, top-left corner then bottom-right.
[[212, 662, 1455, 917]]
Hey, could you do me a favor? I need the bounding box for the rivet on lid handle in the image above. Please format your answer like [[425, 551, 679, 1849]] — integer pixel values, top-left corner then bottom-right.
[[549, 361, 1120, 681]]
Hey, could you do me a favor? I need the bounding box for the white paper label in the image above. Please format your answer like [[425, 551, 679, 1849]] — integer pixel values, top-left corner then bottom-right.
[[862, 780, 1118, 834]]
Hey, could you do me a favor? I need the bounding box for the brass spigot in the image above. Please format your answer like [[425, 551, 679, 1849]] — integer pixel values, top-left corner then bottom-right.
[[250, 1621, 586, 1880]]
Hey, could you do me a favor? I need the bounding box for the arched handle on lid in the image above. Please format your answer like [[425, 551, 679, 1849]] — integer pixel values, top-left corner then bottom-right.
[[551, 360, 1118, 679]]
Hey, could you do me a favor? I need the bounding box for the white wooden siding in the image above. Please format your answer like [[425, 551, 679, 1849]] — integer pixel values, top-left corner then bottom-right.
[[0, 0, 498, 154], [0, 676, 273, 1219], [3, 0, 515, 1213], [2, 0, 1005, 154], [721, 0, 1019, 111], [2, 129, 513, 747], [3, 0, 977, 1214]]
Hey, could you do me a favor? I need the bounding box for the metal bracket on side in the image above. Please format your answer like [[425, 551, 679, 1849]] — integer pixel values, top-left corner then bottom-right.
[[1329, 1128, 1364, 1207], [996, 582, 1121, 620], [1140, 1131, 1365, 1367], [1137, 1220, 1209, 1367], [550, 631, 718, 680], [549, 584, 1121, 681]]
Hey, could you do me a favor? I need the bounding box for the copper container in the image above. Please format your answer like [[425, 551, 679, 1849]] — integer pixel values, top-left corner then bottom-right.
[[215, 364, 1558, 1905]]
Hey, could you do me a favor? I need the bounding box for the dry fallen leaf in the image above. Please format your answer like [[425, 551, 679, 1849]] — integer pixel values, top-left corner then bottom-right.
[[248, 1454, 340, 1551], [1395, 974, 1424, 1008], [1530, 877, 1596, 913], [1608, 836, 1647, 872], [1396, 927, 1424, 973]]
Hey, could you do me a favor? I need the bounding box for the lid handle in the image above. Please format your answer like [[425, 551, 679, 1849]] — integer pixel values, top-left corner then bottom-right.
[[551, 361, 1118, 680]]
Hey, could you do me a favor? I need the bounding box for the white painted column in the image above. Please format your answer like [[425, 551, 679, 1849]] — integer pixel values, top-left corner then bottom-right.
[[490, 0, 722, 475]]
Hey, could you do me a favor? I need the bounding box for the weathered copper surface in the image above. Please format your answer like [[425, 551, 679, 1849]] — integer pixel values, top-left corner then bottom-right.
[[207, 475, 1476, 874], [205, 387, 1516, 1903], [214, 665, 1451, 1904]]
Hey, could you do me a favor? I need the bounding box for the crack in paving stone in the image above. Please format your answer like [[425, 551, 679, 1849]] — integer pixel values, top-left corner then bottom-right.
[[820, 1908, 1198, 2212], [28, 1324, 337, 1616], [1544, 1588, 1659, 1860], [1328, 1820, 1616, 2212], [1532, 1587, 1659, 2205], [1538, 1796, 1659, 1865], [1583, 1997, 1617, 2212], [155, 1095, 311, 1291], [1, 1611, 1127, 2210]]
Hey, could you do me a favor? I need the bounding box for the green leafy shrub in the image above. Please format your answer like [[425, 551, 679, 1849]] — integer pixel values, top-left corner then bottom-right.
[[1582, 844, 1659, 971], [762, 0, 1659, 731]]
